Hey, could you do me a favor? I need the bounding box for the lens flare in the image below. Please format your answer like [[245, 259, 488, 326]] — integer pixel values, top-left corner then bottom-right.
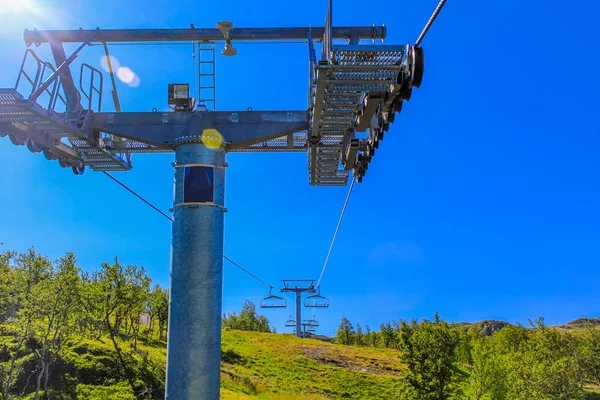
[[100, 55, 120, 72], [116, 66, 141, 87], [0, 0, 33, 13], [201, 129, 223, 149], [116, 67, 135, 83]]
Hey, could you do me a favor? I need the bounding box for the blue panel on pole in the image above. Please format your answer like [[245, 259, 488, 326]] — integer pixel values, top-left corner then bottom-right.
[[183, 166, 214, 203]]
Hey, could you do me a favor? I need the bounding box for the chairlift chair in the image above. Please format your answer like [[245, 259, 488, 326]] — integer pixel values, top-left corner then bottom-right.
[[306, 319, 319, 327], [304, 288, 329, 308], [260, 287, 287, 309], [285, 316, 296, 327]]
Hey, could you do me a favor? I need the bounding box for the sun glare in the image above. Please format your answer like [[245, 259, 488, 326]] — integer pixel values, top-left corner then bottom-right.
[[0, 0, 34, 13]]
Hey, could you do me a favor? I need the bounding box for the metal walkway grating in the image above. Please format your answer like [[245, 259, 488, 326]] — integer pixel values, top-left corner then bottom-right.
[[0, 88, 136, 172], [308, 44, 404, 186]]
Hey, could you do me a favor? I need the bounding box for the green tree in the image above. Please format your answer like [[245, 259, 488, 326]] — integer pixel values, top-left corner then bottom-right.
[[355, 323, 364, 346], [31, 253, 83, 399], [222, 301, 270, 333], [380, 322, 395, 348], [121, 264, 151, 350], [1, 248, 53, 400], [467, 337, 509, 400], [0, 250, 15, 322], [399, 315, 459, 400], [336, 317, 354, 345], [580, 322, 600, 386], [507, 318, 584, 400]]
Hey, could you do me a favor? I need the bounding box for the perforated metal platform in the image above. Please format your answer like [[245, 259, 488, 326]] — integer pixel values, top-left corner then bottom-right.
[[0, 88, 168, 172], [308, 44, 405, 186]]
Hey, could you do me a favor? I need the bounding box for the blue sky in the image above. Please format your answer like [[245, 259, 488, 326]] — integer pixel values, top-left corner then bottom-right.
[[0, 0, 599, 336]]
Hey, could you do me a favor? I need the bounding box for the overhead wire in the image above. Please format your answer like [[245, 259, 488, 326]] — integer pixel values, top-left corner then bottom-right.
[[102, 171, 173, 222], [223, 255, 275, 288], [315, 176, 356, 288], [102, 171, 276, 289], [414, 0, 447, 47]]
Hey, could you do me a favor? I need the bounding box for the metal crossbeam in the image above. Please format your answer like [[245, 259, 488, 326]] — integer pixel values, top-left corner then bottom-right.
[[23, 26, 386, 44]]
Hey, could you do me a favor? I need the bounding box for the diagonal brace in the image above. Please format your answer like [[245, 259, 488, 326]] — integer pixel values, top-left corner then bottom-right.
[[29, 42, 87, 103]]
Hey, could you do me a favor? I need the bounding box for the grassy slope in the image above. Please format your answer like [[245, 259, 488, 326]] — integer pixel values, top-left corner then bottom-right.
[[0, 327, 408, 399], [3, 325, 598, 399], [220, 330, 408, 399]]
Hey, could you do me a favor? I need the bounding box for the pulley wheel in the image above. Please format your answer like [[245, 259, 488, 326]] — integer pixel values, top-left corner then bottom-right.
[[402, 85, 413, 101], [26, 139, 42, 153], [43, 150, 57, 161], [71, 165, 85, 176], [412, 46, 425, 89], [386, 111, 396, 124], [9, 134, 26, 146], [58, 159, 69, 168]]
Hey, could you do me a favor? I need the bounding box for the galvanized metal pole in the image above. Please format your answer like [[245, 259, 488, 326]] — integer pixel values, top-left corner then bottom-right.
[[165, 142, 226, 400], [296, 291, 302, 338]]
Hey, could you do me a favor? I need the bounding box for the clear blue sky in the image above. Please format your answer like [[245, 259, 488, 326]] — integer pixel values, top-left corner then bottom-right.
[[0, 0, 599, 336]]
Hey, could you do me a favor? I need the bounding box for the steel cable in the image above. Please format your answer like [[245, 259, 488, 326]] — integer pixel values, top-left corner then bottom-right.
[[102, 171, 276, 288], [316, 177, 356, 288], [415, 0, 447, 47]]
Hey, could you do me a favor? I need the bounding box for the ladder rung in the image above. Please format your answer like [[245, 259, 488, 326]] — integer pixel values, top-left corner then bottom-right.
[[199, 74, 215, 77]]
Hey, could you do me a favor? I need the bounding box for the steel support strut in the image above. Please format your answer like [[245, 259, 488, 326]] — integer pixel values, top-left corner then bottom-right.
[[295, 292, 302, 338], [166, 143, 226, 400]]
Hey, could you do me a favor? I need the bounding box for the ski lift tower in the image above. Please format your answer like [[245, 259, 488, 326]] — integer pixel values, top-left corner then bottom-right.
[[0, 0, 439, 398], [281, 279, 325, 338]]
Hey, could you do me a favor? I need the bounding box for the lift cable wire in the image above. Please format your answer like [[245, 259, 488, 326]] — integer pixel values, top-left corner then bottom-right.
[[414, 0, 447, 47], [102, 171, 173, 222], [223, 256, 275, 288], [102, 171, 276, 289], [315, 176, 355, 288]]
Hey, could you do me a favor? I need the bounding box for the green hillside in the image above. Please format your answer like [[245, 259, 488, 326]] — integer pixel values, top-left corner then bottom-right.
[[0, 326, 408, 400], [2, 249, 600, 399], [3, 324, 600, 399]]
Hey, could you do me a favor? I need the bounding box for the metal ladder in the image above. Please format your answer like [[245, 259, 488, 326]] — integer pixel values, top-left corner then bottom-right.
[[197, 42, 216, 111]]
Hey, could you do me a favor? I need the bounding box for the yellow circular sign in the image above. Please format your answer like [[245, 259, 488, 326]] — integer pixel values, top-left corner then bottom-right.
[[201, 129, 223, 149]]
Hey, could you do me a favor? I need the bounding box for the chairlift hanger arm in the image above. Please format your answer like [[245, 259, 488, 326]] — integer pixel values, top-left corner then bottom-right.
[[24, 26, 386, 45]]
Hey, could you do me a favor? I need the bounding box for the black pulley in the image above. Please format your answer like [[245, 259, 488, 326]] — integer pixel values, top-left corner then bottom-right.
[[72, 165, 86, 176], [26, 139, 42, 153], [386, 111, 395, 124], [402, 84, 412, 101], [9, 134, 26, 146], [58, 159, 69, 168], [412, 46, 425, 88], [43, 150, 57, 161]]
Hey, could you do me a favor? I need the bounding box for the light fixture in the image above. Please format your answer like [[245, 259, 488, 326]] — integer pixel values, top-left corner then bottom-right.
[[168, 83, 195, 111], [217, 21, 237, 56]]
